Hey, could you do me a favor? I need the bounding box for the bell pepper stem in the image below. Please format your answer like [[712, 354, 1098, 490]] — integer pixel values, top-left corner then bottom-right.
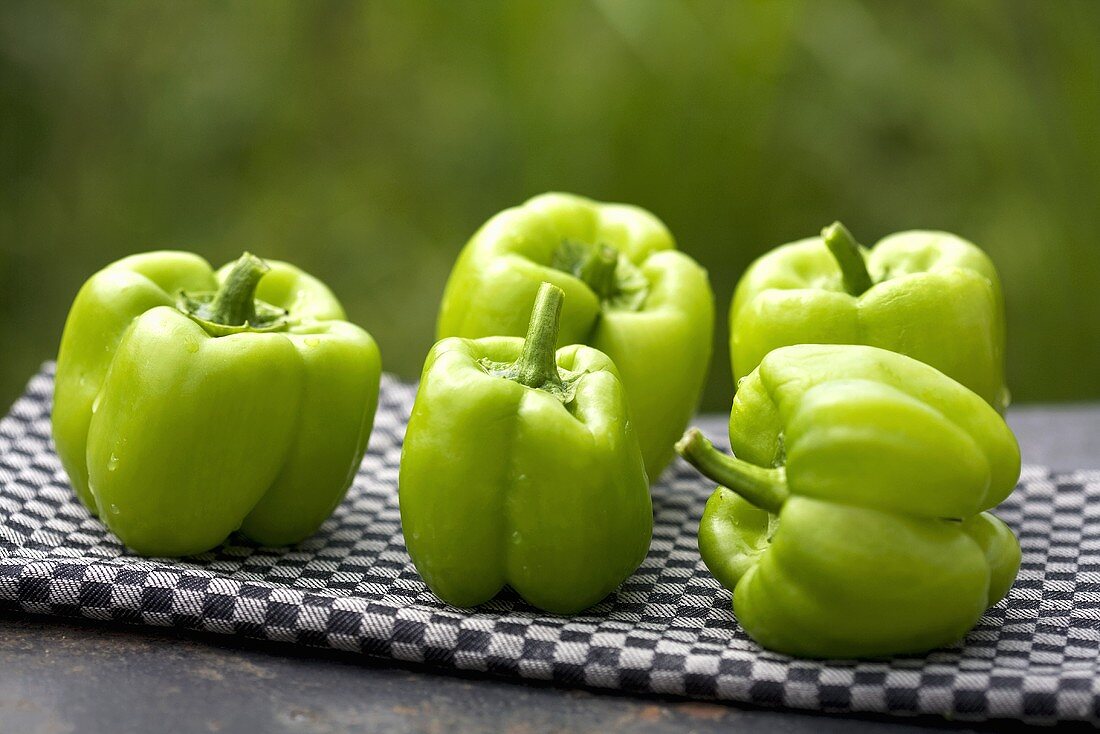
[[822, 221, 874, 296], [512, 282, 565, 390], [578, 245, 619, 299], [553, 240, 619, 300], [208, 252, 270, 326], [676, 428, 789, 513]]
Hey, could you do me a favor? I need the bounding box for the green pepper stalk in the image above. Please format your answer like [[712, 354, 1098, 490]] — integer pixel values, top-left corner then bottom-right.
[[508, 282, 566, 392], [176, 252, 290, 336], [730, 222, 1008, 412], [53, 250, 381, 556], [401, 280, 652, 614], [208, 252, 269, 325], [677, 429, 787, 514], [676, 344, 1022, 659], [821, 221, 873, 296], [552, 241, 620, 301]]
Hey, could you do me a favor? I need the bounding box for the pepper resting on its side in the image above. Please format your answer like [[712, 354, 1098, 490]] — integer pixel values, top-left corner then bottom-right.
[[401, 282, 652, 614], [730, 222, 1008, 412], [677, 344, 1021, 658], [436, 192, 715, 480], [53, 251, 381, 556]]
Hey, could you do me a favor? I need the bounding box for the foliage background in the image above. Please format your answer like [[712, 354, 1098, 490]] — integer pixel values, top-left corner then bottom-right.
[[2, 0, 1098, 411]]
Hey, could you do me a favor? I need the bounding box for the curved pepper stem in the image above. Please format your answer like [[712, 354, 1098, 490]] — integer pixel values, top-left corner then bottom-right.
[[512, 282, 565, 391], [177, 252, 289, 336], [822, 222, 874, 296], [208, 252, 270, 326], [676, 428, 789, 514]]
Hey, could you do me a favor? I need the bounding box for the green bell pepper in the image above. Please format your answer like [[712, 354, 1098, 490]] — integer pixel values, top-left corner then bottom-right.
[[401, 282, 652, 614], [677, 344, 1021, 659], [730, 222, 1008, 412], [53, 251, 381, 556], [436, 192, 715, 480]]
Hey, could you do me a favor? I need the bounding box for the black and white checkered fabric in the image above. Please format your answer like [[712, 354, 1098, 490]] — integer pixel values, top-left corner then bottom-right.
[[1, 364, 1098, 725]]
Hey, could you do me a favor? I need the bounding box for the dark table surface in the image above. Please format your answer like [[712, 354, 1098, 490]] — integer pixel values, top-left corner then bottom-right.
[[2, 403, 1098, 734]]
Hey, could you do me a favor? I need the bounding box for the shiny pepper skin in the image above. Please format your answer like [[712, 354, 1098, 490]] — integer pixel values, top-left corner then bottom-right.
[[53, 252, 381, 556], [678, 344, 1021, 659]]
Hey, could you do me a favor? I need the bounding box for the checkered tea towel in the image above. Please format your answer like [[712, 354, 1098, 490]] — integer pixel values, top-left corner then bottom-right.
[[1, 364, 1098, 725]]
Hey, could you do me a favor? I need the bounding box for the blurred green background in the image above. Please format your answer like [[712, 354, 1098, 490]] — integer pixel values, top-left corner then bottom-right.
[[2, 0, 1098, 411]]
